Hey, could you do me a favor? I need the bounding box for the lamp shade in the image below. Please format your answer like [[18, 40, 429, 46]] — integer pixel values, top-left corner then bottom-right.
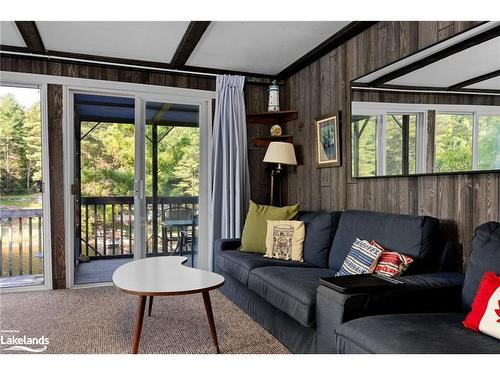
[[263, 142, 297, 165]]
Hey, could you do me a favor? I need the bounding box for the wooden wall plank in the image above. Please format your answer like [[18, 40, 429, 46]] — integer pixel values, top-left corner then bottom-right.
[[281, 21, 492, 269]]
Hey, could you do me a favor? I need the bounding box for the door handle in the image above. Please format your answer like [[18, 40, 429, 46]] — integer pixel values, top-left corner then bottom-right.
[[134, 180, 145, 199]]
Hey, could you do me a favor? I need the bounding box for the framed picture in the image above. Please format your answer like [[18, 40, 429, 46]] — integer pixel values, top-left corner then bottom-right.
[[315, 112, 341, 168]]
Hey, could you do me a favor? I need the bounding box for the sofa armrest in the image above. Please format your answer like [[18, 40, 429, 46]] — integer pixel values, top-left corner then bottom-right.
[[381, 272, 464, 313], [316, 285, 371, 353], [214, 238, 241, 252], [315, 272, 464, 353]]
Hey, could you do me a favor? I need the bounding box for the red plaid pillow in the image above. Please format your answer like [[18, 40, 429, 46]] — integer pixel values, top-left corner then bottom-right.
[[370, 241, 413, 277], [463, 272, 500, 340]]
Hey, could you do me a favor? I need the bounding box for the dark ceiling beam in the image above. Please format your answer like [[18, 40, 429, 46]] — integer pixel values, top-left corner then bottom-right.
[[351, 83, 500, 95], [369, 25, 500, 87], [170, 21, 211, 68], [276, 21, 378, 79], [15, 21, 45, 53], [448, 69, 500, 90]]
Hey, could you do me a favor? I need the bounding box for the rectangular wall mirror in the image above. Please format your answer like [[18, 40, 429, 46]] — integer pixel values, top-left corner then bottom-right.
[[350, 23, 500, 178]]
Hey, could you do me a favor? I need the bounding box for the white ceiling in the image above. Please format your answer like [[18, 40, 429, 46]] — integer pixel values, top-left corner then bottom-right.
[[0, 21, 26, 47], [187, 21, 350, 75], [36, 21, 190, 63], [387, 36, 500, 88], [465, 75, 500, 90], [0, 21, 350, 76]]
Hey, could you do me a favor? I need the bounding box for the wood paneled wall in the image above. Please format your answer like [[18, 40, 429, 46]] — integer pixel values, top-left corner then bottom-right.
[[280, 21, 499, 268], [0, 55, 267, 287]]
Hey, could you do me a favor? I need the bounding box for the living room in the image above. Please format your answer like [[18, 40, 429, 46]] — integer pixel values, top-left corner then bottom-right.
[[0, 1, 499, 374]]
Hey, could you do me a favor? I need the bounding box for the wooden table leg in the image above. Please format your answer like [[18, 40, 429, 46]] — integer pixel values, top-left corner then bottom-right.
[[131, 295, 147, 354], [147, 296, 154, 317], [202, 290, 220, 354]]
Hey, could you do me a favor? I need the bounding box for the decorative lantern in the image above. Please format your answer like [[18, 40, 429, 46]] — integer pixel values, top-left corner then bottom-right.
[[268, 80, 280, 111]]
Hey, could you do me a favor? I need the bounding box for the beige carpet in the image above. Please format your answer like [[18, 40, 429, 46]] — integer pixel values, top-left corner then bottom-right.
[[0, 287, 290, 354]]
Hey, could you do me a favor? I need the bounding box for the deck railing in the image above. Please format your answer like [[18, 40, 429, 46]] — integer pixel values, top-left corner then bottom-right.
[[79, 196, 198, 259], [0, 196, 198, 278], [0, 209, 43, 278]]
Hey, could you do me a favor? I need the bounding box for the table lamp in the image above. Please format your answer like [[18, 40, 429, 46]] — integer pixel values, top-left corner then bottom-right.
[[263, 142, 297, 205]]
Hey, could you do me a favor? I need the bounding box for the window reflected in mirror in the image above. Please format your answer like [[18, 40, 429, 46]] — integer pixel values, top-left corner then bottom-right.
[[477, 115, 500, 170], [351, 101, 500, 178], [434, 113, 473, 173], [351, 115, 377, 177]]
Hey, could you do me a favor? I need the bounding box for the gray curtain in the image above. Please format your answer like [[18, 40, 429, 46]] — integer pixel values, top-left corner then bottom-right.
[[210, 75, 250, 269]]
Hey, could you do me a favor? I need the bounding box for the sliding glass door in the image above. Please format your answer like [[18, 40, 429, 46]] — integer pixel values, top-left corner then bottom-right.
[[72, 92, 202, 284], [73, 93, 137, 284]]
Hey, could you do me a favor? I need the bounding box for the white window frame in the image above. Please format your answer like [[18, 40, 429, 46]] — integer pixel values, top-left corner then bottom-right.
[[352, 102, 428, 176], [65, 87, 214, 289], [435, 109, 500, 171], [0, 80, 53, 293]]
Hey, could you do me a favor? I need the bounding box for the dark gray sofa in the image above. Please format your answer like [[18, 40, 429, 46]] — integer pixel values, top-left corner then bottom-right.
[[214, 209, 458, 353], [334, 221, 500, 354]]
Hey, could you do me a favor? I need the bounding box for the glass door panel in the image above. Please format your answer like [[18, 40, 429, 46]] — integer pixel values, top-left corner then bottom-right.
[[0, 85, 45, 288], [144, 101, 200, 267], [74, 93, 136, 284]]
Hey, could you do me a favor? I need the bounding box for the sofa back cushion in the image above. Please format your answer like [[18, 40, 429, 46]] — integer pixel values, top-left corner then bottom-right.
[[462, 221, 500, 311], [297, 211, 341, 268], [328, 210, 440, 274]]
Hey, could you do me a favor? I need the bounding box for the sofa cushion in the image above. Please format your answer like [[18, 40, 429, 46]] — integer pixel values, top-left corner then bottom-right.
[[334, 313, 500, 354], [248, 266, 336, 327], [463, 271, 500, 340], [265, 220, 306, 261], [463, 221, 500, 311], [298, 211, 341, 268], [329, 210, 439, 274], [217, 250, 317, 286], [241, 201, 300, 254]]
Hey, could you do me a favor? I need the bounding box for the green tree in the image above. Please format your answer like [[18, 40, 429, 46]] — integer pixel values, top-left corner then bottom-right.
[[477, 115, 500, 170], [24, 101, 42, 190], [172, 133, 199, 196], [0, 94, 29, 193], [434, 114, 473, 173]]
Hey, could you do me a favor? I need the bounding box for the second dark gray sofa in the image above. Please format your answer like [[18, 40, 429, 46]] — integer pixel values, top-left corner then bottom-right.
[[333, 221, 500, 354]]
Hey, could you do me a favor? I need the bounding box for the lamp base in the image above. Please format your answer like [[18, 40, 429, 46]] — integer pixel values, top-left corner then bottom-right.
[[269, 163, 284, 206]]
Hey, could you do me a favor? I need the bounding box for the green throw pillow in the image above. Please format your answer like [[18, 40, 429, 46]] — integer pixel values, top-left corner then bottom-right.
[[240, 200, 300, 254]]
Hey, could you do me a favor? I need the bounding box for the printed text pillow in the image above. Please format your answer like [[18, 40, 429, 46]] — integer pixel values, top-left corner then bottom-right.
[[370, 240, 414, 277], [264, 220, 305, 262], [335, 238, 382, 276], [463, 272, 500, 340]]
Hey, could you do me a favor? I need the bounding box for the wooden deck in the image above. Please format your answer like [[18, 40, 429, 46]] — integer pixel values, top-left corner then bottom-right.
[[75, 258, 132, 284], [0, 274, 44, 288], [74, 254, 196, 284]]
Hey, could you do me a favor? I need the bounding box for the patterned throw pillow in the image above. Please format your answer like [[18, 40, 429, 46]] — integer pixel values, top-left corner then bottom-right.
[[370, 240, 414, 277], [264, 220, 305, 262], [335, 238, 382, 276], [463, 272, 500, 340]]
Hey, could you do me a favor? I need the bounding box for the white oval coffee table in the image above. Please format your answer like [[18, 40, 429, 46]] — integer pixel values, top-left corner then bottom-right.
[[113, 256, 225, 354]]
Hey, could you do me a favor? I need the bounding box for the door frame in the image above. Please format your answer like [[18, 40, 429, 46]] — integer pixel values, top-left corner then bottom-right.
[[0, 79, 53, 293], [64, 85, 214, 288]]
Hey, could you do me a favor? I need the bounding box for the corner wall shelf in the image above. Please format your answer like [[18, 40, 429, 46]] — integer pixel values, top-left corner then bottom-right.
[[251, 135, 293, 147], [246, 110, 298, 125]]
